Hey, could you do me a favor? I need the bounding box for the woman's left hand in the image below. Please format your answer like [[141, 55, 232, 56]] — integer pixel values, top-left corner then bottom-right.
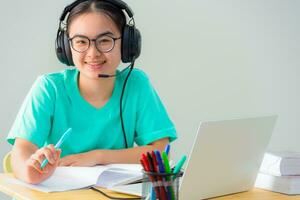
[[58, 151, 100, 167]]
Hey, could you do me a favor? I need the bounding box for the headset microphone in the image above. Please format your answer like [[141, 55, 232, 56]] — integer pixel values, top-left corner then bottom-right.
[[98, 74, 117, 78], [98, 65, 131, 78]]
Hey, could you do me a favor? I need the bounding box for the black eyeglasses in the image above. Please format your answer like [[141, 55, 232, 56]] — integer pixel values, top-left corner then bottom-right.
[[69, 35, 121, 53]]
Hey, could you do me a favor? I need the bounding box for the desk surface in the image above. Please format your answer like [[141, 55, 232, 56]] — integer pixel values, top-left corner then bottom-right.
[[1, 173, 300, 200]]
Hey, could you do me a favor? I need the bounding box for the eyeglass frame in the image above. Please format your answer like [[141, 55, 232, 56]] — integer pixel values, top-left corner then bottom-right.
[[68, 34, 122, 53]]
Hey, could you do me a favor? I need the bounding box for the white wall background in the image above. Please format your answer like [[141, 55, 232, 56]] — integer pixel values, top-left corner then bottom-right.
[[0, 0, 299, 198]]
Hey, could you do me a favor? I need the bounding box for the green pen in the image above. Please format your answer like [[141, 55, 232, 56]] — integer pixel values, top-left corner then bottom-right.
[[162, 152, 175, 200], [162, 152, 171, 174]]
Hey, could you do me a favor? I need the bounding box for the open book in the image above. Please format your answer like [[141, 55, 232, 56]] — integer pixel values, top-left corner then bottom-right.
[[8, 164, 143, 195]]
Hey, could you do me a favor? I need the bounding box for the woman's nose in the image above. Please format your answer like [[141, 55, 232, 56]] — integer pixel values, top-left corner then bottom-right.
[[86, 41, 101, 57]]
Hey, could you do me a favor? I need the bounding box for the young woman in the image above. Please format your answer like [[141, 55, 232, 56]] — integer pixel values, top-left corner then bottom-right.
[[7, 0, 177, 184]]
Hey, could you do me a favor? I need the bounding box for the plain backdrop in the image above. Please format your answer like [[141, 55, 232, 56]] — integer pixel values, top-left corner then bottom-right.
[[0, 1, 299, 198]]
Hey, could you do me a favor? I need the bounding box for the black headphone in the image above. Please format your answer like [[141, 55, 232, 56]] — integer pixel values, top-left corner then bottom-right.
[[55, 0, 141, 66]]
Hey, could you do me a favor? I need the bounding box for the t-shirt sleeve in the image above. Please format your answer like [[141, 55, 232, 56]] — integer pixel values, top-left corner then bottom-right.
[[134, 70, 177, 146], [7, 75, 55, 148]]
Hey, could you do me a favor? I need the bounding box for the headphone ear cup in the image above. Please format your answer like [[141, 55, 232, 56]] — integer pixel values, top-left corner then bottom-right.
[[55, 30, 74, 66], [132, 27, 141, 60], [121, 25, 141, 63]]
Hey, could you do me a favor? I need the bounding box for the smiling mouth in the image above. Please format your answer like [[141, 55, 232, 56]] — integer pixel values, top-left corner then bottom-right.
[[85, 61, 106, 70]]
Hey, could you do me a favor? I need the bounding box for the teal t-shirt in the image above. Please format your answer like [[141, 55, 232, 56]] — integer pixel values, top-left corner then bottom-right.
[[7, 68, 177, 157]]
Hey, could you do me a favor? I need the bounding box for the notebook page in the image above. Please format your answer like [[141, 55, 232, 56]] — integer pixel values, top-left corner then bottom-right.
[[7, 166, 110, 192]]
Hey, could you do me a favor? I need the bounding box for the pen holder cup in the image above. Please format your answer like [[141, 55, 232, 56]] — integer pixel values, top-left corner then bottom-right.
[[141, 170, 183, 200]]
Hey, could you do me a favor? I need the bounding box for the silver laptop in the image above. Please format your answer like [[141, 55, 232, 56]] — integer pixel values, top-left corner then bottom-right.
[[179, 115, 277, 199]]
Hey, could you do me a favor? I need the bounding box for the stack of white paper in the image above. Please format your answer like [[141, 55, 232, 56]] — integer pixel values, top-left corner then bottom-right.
[[255, 173, 300, 195], [259, 151, 300, 176], [255, 151, 300, 194]]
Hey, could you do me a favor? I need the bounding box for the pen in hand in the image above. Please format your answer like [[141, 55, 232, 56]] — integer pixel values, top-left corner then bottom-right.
[[40, 128, 72, 170]]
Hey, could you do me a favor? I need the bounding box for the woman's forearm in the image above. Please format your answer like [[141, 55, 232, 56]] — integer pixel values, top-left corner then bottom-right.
[[92, 138, 169, 165], [11, 139, 38, 180], [11, 138, 60, 184]]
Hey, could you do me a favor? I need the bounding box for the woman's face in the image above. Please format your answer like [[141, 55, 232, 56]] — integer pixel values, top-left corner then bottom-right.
[[68, 12, 122, 80]]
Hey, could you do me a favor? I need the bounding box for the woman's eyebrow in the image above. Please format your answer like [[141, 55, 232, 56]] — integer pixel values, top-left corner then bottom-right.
[[70, 31, 114, 39], [95, 31, 114, 38], [70, 34, 87, 38]]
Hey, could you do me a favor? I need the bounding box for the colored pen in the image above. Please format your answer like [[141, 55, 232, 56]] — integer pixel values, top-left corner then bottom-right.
[[146, 152, 155, 172], [151, 151, 159, 172], [141, 154, 151, 172], [154, 150, 169, 200], [140, 157, 149, 171], [162, 152, 171, 173], [140, 155, 160, 199], [147, 152, 161, 200], [140, 159, 156, 200], [40, 128, 72, 169], [162, 152, 175, 200], [172, 155, 187, 176], [152, 151, 169, 200], [154, 150, 165, 173], [164, 144, 170, 156]]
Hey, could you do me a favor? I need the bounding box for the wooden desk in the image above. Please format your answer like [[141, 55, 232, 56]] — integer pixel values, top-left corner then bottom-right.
[[1, 173, 300, 200], [0, 173, 136, 200]]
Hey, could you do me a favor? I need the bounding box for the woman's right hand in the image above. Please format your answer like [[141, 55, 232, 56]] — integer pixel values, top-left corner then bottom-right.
[[24, 144, 61, 184]]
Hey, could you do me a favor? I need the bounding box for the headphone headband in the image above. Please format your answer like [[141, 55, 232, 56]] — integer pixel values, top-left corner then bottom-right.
[[60, 0, 133, 22]]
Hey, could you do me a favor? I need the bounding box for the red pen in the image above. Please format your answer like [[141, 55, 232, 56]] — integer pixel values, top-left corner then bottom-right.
[[151, 151, 168, 200], [148, 152, 168, 200], [141, 154, 161, 199], [142, 153, 150, 171]]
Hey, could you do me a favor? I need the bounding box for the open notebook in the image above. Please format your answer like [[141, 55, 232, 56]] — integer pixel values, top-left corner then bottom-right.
[[7, 164, 143, 195]]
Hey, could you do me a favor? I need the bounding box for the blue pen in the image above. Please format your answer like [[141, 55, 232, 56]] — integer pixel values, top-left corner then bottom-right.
[[155, 150, 171, 200], [164, 144, 170, 156], [40, 128, 72, 169], [154, 150, 165, 173]]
